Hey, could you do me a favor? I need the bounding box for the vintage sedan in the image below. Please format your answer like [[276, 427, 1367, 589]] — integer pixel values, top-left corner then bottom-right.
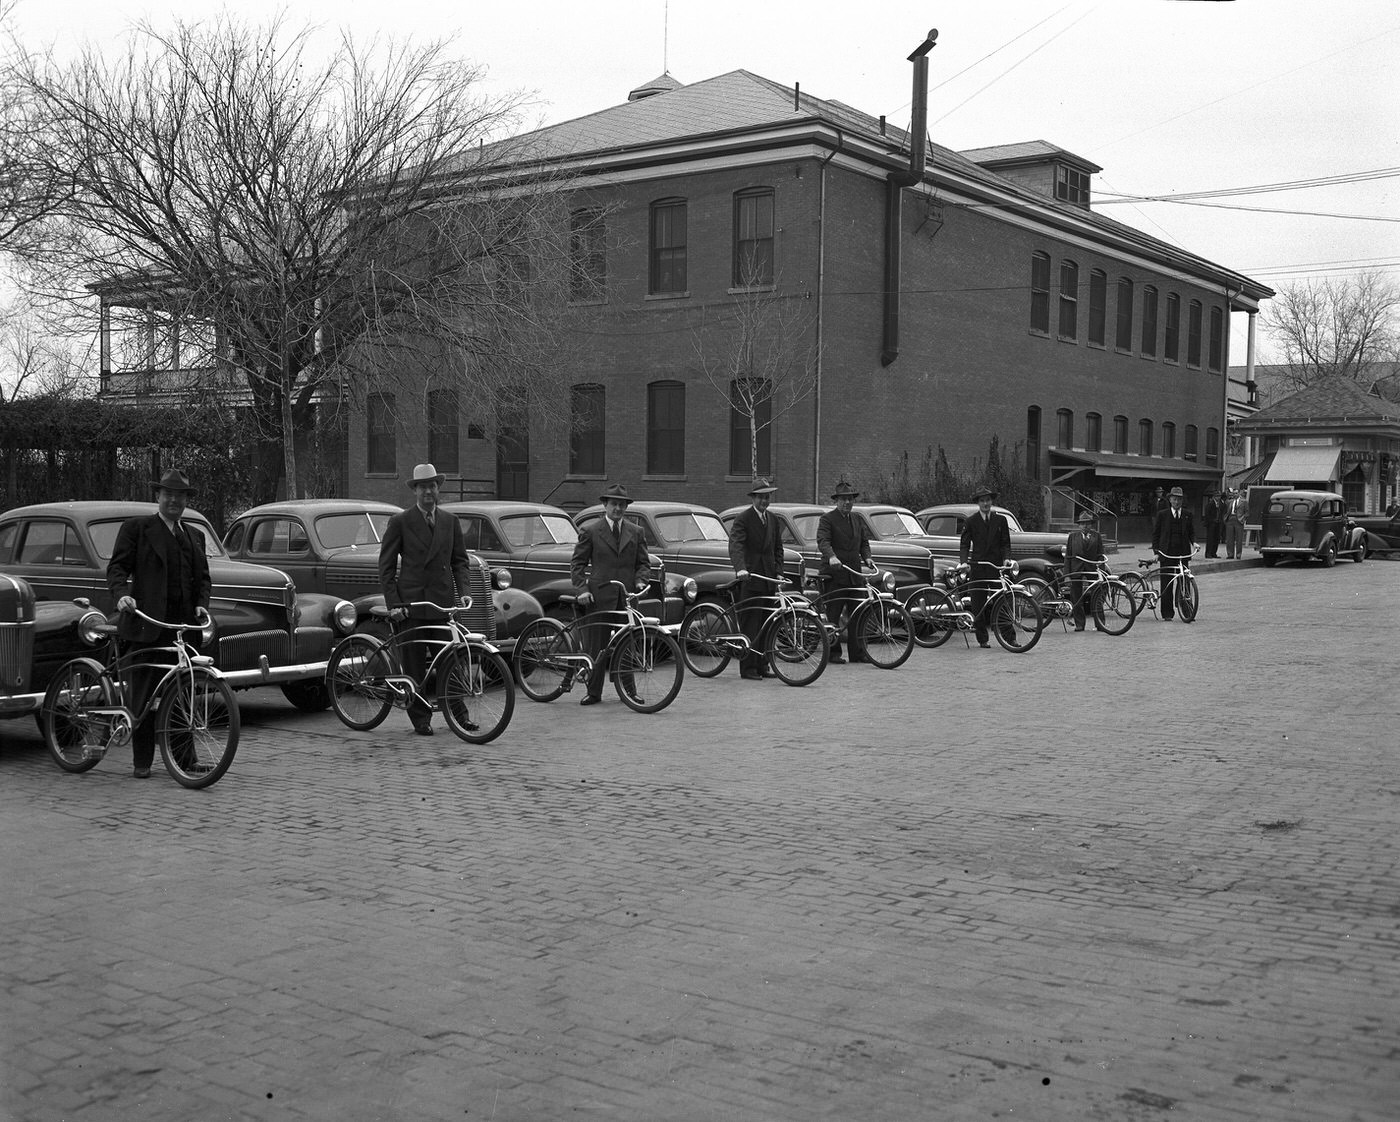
[[575, 500, 800, 605], [1347, 505, 1400, 554], [0, 573, 107, 723], [912, 503, 1071, 578], [222, 499, 533, 641], [0, 502, 356, 711], [718, 503, 944, 599], [1259, 490, 1368, 567]]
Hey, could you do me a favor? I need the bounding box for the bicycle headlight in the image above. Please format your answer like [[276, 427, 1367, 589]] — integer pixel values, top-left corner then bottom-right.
[[78, 609, 108, 646], [333, 600, 357, 634], [880, 570, 896, 594], [494, 567, 513, 590]]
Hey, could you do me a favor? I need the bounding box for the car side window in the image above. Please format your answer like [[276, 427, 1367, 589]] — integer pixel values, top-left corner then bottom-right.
[[476, 520, 504, 551], [623, 514, 660, 547], [0, 521, 16, 563], [225, 522, 246, 552], [17, 521, 88, 566], [248, 518, 309, 556]]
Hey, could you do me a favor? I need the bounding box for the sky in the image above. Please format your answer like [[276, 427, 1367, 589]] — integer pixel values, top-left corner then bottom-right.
[[5, 0, 1399, 364]]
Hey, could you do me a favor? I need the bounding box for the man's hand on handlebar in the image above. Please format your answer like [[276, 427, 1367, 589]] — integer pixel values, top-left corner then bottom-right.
[[577, 591, 594, 607], [117, 595, 137, 614], [736, 569, 749, 579], [388, 606, 409, 622]]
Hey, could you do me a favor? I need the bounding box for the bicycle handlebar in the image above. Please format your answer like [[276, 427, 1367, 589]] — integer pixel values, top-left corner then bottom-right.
[[394, 598, 476, 615], [122, 605, 212, 632]]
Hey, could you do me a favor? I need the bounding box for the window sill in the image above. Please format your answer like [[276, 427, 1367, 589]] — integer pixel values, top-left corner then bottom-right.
[[643, 474, 687, 482], [1140, 352, 1158, 361], [1088, 341, 1105, 350], [1028, 328, 1050, 339], [645, 291, 690, 302], [728, 284, 775, 295], [1057, 335, 1078, 344], [565, 473, 607, 481]]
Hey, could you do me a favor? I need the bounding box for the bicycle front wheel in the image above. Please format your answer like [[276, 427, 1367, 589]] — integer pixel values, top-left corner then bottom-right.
[[157, 668, 239, 788], [439, 646, 515, 744], [514, 617, 576, 702], [679, 602, 734, 678], [1119, 572, 1155, 617], [905, 587, 958, 648], [1094, 579, 1139, 636], [991, 590, 1043, 653], [327, 633, 396, 731], [40, 658, 114, 773], [764, 607, 828, 686], [611, 627, 684, 713], [854, 600, 914, 669], [1176, 572, 1200, 622]]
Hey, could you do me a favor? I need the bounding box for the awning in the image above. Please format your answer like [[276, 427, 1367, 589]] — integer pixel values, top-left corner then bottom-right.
[[1229, 453, 1274, 489], [1049, 450, 1221, 483], [1264, 445, 1340, 484]]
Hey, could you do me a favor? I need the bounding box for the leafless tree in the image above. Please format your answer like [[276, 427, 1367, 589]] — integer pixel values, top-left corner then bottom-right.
[[691, 270, 819, 481], [15, 16, 578, 501], [1259, 271, 1400, 393]]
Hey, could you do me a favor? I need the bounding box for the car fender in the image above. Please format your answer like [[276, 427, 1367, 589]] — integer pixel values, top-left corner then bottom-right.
[[1014, 557, 1056, 579], [493, 587, 543, 640], [515, 575, 578, 614]]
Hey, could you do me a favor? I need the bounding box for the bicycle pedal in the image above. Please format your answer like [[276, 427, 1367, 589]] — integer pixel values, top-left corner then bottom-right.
[[81, 744, 108, 762]]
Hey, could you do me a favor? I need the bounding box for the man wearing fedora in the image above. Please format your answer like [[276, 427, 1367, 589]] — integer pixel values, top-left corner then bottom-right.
[[1203, 488, 1225, 558], [571, 484, 652, 705], [1224, 487, 1247, 559], [958, 485, 1012, 648], [106, 468, 213, 778], [728, 477, 784, 680], [1065, 509, 1107, 632], [378, 463, 473, 734], [817, 480, 873, 663], [1151, 485, 1197, 621]]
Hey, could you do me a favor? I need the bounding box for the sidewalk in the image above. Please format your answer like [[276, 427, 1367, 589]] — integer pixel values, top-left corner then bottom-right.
[[1113, 540, 1261, 575]]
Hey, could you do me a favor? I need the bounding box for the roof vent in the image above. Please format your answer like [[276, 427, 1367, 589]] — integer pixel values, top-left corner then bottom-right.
[[628, 72, 682, 101]]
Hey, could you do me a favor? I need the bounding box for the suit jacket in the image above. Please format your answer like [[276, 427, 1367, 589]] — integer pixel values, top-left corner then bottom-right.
[[1065, 528, 1105, 575], [1151, 508, 1196, 558], [1224, 496, 1247, 523], [1205, 497, 1225, 525], [378, 506, 472, 618], [816, 508, 871, 590], [106, 514, 212, 643], [959, 510, 1011, 568], [571, 516, 650, 609], [728, 506, 784, 580]]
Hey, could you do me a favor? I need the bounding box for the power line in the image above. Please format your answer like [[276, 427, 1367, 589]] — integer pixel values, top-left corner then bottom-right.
[[1096, 166, 1400, 203]]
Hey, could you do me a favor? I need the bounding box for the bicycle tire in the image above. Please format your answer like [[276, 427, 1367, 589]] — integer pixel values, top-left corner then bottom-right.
[[854, 599, 915, 669], [40, 658, 114, 773], [1093, 579, 1138, 636], [1119, 572, 1156, 617], [678, 602, 734, 678], [1176, 573, 1200, 622], [327, 633, 397, 730], [438, 646, 515, 744], [611, 627, 684, 713], [764, 607, 828, 686], [905, 587, 958, 649], [156, 667, 239, 789], [990, 589, 1043, 653], [514, 617, 575, 702]]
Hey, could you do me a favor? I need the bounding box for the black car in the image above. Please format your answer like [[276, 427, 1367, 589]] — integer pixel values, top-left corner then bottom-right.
[[0, 573, 106, 724]]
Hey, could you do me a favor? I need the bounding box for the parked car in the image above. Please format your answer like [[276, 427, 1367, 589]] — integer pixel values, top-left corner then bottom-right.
[[1346, 505, 1400, 554], [575, 500, 799, 605], [1258, 490, 1368, 567], [718, 503, 945, 599], [0, 573, 107, 723], [912, 503, 1072, 577], [222, 499, 532, 641], [0, 502, 356, 711]]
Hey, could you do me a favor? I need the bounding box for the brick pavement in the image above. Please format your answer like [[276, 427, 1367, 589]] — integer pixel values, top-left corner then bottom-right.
[[2, 559, 1397, 1121]]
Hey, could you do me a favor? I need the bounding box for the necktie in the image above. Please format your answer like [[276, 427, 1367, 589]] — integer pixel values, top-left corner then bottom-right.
[[426, 513, 435, 530], [611, 520, 620, 540]]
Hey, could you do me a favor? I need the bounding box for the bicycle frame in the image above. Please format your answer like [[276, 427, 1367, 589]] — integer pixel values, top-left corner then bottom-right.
[[374, 600, 499, 711], [711, 572, 834, 658], [1131, 550, 1197, 617], [557, 580, 679, 679]]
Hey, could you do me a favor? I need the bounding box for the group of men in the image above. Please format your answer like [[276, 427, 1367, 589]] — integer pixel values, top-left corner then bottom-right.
[[1204, 486, 1249, 560]]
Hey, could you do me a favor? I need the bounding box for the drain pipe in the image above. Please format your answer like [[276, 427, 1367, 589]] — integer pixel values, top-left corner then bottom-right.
[[881, 29, 937, 368]]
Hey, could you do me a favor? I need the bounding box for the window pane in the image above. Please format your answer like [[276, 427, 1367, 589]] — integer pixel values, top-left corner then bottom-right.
[[1162, 422, 1176, 459], [1188, 301, 1203, 367], [1113, 416, 1128, 455], [570, 384, 606, 475], [1030, 254, 1050, 333], [569, 209, 607, 301], [1164, 294, 1181, 362], [1056, 408, 1073, 449], [734, 190, 775, 287], [647, 381, 685, 474], [367, 392, 395, 475], [1115, 278, 1134, 350], [428, 389, 459, 474], [1138, 420, 1153, 457], [1086, 413, 1101, 453], [1058, 261, 1078, 340], [1088, 271, 1106, 346], [729, 379, 772, 475], [650, 200, 688, 294], [1208, 306, 1224, 372], [1140, 286, 1158, 356]]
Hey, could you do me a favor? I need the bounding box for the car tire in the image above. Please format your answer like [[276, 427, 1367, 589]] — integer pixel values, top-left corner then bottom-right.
[[1321, 542, 1336, 568], [1354, 538, 1366, 562]]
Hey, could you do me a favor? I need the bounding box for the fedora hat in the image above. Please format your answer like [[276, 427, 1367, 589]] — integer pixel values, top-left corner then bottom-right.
[[151, 468, 196, 494], [970, 485, 998, 502], [748, 477, 778, 496], [407, 463, 445, 488], [830, 480, 860, 499], [598, 483, 634, 505], [1077, 510, 1096, 524], [1168, 486, 1185, 498]]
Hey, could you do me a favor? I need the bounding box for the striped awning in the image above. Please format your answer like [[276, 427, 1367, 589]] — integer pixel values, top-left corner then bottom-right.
[[1264, 445, 1341, 484]]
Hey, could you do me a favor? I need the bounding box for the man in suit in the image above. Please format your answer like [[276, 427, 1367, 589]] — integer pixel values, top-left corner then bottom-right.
[[107, 468, 213, 778], [728, 477, 784, 680], [1203, 488, 1225, 558], [1224, 488, 1247, 559], [1151, 485, 1197, 621], [958, 485, 1012, 648], [571, 483, 652, 706], [816, 480, 873, 664], [1065, 509, 1106, 632], [378, 463, 473, 735]]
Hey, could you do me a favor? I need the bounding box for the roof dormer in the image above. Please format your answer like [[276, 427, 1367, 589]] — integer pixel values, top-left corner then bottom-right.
[[960, 140, 1102, 210]]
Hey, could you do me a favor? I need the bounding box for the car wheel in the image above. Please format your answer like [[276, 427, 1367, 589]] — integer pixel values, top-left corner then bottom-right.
[[1321, 542, 1336, 568], [1354, 538, 1366, 563], [281, 679, 331, 712]]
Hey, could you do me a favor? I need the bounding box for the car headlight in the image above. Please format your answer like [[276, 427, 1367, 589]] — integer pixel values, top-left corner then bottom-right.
[[78, 610, 109, 646], [333, 600, 357, 635], [880, 570, 896, 593], [494, 567, 513, 590], [682, 576, 698, 602]]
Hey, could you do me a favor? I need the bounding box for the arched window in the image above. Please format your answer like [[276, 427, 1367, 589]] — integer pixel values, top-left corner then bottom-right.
[[1187, 300, 1203, 367], [570, 384, 605, 475], [1140, 286, 1158, 357], [1088, 270, 1107, 346], [1162, 422, 1177, 459], [1085, 412, 1102, 452], [1029, 254, 1050, 334], [1138, 419, 1153, 457], [1113, 415, 1128, 455], [1115, 278, 1134, 351], [1056, 408, 1074, 449], [1058, 261, 1078, 340]]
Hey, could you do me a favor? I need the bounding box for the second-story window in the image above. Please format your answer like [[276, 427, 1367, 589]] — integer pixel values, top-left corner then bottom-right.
[[1138, 418, 1153, 457], [1056, 408, 1074, 448], [568, 208, 607, 302], [1115, 277, 1134, 351], [428, 389, 460, 474], [1086, 411, 1102, 452], [570, 384, 606, 476], [1188, 300, 1203, 367], [1164, 293, 1181, 362], [1030, 253, 1050, 334], [1113, 414, 1128, 455], [649, 198, 688, 295], [1208, 306, 1224, 372], [1141, 286, 1158, 357], [1162, 421, 1176, 459], [1088, 270, 1107, 346], [733, 188, 775, 287], [1058, 261, 1078, 340], [1206, 426, 1220, 466], [1185, 423, 1199, 461]]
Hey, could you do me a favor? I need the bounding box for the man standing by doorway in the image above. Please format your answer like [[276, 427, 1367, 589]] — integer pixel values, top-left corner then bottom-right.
[[729, 478, 783, 680]]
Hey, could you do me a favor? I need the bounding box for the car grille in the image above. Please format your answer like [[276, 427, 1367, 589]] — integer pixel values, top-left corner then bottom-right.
[[460, 562, 495, 640], [0, 622, 34, 691], [295, 626, 336, 664], [325, 564, 380, 588], [219, 629, 292, 672]]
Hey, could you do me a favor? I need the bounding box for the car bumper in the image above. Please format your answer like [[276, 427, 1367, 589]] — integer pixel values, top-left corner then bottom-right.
[[221, 657, 331, 690], [1260, 546, 1321, 557], [0, 691, 42, 718]]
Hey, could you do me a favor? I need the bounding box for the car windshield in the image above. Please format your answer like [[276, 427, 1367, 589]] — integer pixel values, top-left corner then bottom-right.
[[315, 512, 391, 549], [866, 510, 923, 537], [655, 512, 727, 543], [500, 513, 578, 547], [89, 515, 226, 560]]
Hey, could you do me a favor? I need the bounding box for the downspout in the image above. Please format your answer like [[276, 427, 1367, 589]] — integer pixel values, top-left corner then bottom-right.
[[880, 29, 938, 368], [814, 132, 843, 502]]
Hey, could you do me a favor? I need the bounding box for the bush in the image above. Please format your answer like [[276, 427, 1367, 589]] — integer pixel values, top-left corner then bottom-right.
[[877, 436, 1046, 530]]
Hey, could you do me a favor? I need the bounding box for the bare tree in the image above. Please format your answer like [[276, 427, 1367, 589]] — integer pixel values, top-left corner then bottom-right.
[[15, 16, 578, 501], [691, 271, 818, 480], [0, 289, 94, 401], [1259, 271, 1400, 392], [0, 2, 66, 253]]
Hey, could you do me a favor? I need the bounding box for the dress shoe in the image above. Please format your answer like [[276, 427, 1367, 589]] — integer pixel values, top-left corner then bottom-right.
[[828, 653, 846, 664], [580, 695, 602, 706], [413, 723, 434, 736], [978, 641, 990, 648], [1073, 625, 1085, 632], [741, 669, 763, 681], [131, 766, 151, 779]]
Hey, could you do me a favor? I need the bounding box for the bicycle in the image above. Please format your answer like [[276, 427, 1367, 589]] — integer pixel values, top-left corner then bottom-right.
[[40, 606, 240, 788], [678, 571, 831, 686], [513, 582, 685, 713], [907, 561, 1044, 652], [1120, 549, 1200, 622], [326, 600, 515, 742], [1018, 558, 1140, 636], [811, 563, 915, 669]]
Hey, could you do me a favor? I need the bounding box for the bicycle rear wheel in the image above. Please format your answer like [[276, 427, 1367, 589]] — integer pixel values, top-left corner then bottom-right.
[[327, 633, 396, 730], [905, 587, 958, 649], [1093, 579, 1139, 636], [678, 602, 734, 678], [1119, 572, 1156, 617], [990, 589, 1043, 653], [40, 658, 114, 773], [157, 668, 239, 789], [514, 617, 576, 702], [764, 607, 828, 686], [1176, 572, 1200, 622], [854, 600, 915, 669], [611, 627, 684, 713], [439, 646, 515, 743]]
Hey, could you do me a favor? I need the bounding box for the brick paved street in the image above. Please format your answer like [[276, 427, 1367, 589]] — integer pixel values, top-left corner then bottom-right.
[[2, 560, 1398, 1121]]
